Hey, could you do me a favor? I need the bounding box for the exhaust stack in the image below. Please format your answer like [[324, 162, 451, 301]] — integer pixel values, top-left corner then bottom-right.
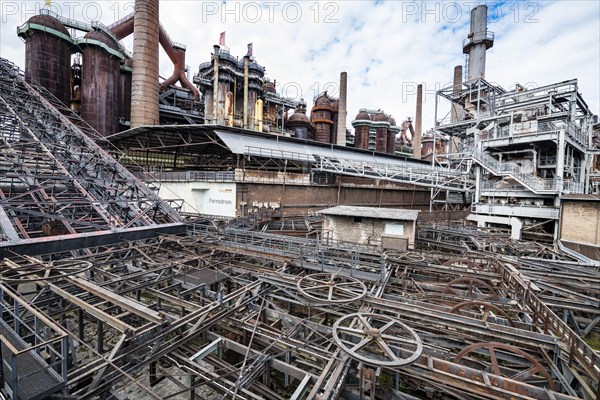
[[336, 71, 348, 146], [412, 84, 423, 159], [463, 4, 494, 81]]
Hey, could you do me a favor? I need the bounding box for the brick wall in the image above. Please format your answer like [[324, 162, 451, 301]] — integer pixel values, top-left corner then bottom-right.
[[560, 201, 600, 245], [322, 215, 415, 248]]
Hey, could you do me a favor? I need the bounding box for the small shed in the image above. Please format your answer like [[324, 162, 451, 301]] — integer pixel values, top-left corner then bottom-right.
[[317, 206, 419, 250]]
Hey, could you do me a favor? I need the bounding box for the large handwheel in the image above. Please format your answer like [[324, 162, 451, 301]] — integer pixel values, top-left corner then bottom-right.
[[332, 313, 423, 367], [450, 301, 516, 327], [442, 277, 498, 300], [0, 259, 93, 283], [297, 273, 367, 304], [454, 342, 556, 390]]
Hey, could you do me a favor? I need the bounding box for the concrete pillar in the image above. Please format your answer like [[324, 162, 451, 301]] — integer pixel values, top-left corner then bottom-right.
[[336, 72, 348, 146], [131, 0, 160, 127], [412, 84, 423, 159]]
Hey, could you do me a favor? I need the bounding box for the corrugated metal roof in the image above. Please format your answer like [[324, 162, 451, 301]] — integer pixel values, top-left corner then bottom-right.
[[317, 206, 420, 221], [561, 194, 600, 201], [214, 130, 445, 172]]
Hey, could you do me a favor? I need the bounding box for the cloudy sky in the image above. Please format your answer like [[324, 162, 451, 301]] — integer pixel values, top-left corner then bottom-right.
[[1, 0, 598, 130]]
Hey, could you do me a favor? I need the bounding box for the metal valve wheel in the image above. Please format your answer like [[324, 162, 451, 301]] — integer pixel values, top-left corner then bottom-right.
[[297, 273, 367, 304], [332, 312, 423, 367], [454, 342, 556, 390]]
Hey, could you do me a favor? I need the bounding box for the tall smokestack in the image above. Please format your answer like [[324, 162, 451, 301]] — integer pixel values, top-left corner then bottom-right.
[[131, 0, 160, 128], [463, 5, 494, 81], [412, 84, 422, 159], [450, 65, 463, 154], [336, 71, 348, 146], [451, 65, 463, 123]]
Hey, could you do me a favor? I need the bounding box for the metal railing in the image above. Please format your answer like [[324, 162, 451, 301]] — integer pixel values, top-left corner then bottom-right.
[[462, 31, 495, 48], [136, 170, 235, 182], [467, 144, 560, 193], [315, 155, 474, 192]]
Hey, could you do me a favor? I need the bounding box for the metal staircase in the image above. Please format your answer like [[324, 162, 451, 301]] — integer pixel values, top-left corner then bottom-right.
[[463, 143, 560, 194]]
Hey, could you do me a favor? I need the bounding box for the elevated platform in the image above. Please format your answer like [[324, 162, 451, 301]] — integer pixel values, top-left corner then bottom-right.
[[1, 320, 65, 400]]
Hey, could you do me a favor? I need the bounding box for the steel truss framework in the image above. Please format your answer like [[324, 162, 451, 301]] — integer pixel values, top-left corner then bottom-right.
[[0, 58, 184, 257], [0, 223, 598, 400]]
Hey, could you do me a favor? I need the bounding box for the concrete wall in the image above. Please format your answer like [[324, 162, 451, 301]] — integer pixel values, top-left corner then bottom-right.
[[560, 200, 600, 246], [157, 181, 236, 217], [322, 215, 415, 248], [153, 178, 431, 219], [238, 183, 430, 216]]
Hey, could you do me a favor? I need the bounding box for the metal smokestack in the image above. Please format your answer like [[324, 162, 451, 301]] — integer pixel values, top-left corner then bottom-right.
[[463, 5, 494, 81], [412, 84, 423, 159], [131, 0, 160, 127], [213, 44, 220, 124], [336, 71, 348, 146]]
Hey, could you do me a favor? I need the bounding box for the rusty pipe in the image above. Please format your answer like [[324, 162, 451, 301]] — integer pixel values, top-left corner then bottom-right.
[[159, 46, 199, 100], [110, 13, 134, 40]]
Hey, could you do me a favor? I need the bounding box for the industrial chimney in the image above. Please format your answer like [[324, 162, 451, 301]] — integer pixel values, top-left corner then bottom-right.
[[412, 84, 423, 159], [131, 0, 160, 127], [336, 71, 348, 146], [451, 65, 463, 123], [463, 5, 494, 81]]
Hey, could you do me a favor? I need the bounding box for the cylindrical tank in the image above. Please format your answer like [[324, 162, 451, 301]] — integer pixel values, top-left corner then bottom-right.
[[22, 15, 72, 105], [387, 116, 397, 155], [81, 30, 120, 137], [248, 89, 258, 130], [311, 93, 334, 143], [352, 110, 371, 150], [287, 102, 311, 139], [373, 112, 388, 153], [255, 99, 263, 132], [226, 91, 234, 126], [131, 0, 160, 127]]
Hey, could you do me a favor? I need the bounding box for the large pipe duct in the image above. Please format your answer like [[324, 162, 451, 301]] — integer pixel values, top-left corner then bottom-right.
[[112, 13, 199, 103], [131, 0, 160, 127], [463, 4, 494, 81], [412, 84, 423, 159], [336, 71, 348, 146], [158, 26, 199, 101]]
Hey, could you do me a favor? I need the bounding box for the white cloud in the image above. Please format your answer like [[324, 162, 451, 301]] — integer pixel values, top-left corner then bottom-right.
[[1, 0, 598, 131]]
